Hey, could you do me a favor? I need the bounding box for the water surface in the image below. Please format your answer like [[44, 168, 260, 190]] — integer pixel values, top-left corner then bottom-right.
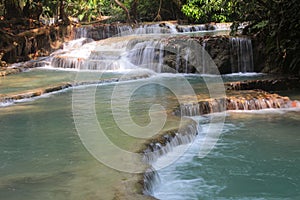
[[153, 110, 300, 199]]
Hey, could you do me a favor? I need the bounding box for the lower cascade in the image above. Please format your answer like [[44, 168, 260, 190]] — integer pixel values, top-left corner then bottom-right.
[[175, 90, 300, 117], [142, 121, 200, 195]]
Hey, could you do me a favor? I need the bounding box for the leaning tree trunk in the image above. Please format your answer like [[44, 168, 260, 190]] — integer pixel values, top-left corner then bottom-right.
[[114, 0, 131, 23], [4, 0, 23, 19]]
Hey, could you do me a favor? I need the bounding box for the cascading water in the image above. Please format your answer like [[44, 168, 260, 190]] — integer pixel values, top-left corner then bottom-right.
[[74, 25, 125, 40], [152, 112, 300, 200], [50, 36, 141, 71], [176, 92, 300, 117], [46, 23, 235, 74], [201, 40, 208, 74], [176, 24, 207, 32], [74, 22, 231, 41], [126, 40, 165, 72], [230, 37, 254, 73], [143, 122, 201, 195], [183, 48, 191, 74]]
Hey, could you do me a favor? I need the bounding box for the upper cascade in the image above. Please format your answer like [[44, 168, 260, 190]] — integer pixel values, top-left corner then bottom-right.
[[46, 24, 256, 75], [73, 22, 231, 40], [50, 36, 136, 71], [48, 35, 204, 73]]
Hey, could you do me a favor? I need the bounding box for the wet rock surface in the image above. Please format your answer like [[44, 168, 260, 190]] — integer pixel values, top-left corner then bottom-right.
[[226, 77, 300, 92]]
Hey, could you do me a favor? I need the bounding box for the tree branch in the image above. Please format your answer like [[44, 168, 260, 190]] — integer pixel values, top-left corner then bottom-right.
[[114, 0, 131, 23]]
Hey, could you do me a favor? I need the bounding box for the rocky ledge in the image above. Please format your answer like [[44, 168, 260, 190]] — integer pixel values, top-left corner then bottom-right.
[[174, 90, 300, 116], [226, 77, 300, 91]]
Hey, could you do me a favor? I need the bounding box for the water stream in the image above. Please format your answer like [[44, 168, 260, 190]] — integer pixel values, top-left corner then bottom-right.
[[153, 111, 300, 199], [1, 24, 299, 200]]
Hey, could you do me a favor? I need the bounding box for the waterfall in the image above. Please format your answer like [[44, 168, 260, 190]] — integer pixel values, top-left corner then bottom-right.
[[50, 36, 132, 71], [74, 24, 132, 40], [176, 93, 300, 117], [74, 27, 88, 38], [201, 40, 208, 74], [142, 125, 199, 164], [50, 35, 169, 72], [134, 24, 166, 35], [142, 122, 200, 195], [175, 47, 180, 72], [49, 35, 212, 73], [143, 167, 160, 195], [183, 48, 191, 73], [63, 38, 94, 50], [117, 25, 133, 35], [230, 37, 254, 73], [176, 24, 207, 32], [73, 22, 231, 41], [126, 40, 165, 72], [51, 27, 235, 73]]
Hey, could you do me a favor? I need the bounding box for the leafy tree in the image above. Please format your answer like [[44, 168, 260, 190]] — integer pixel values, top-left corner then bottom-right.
[[232, 0, 300, 74], [181, 0, 234, 23]]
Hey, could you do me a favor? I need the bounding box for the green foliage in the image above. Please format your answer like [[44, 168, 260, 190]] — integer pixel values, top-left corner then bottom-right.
[[252, 20, 268, 30], [136, 0, 159, 21], [181, 0, 234, 23], [73, 0, 103, 21], [0, 0, 4, 16], [233, 0, 300, 74], [40, 0, 109, 22]]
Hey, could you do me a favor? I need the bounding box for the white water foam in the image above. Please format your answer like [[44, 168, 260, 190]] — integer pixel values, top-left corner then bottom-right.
[[227, 106, 300, 114], [223, 72, 265, 77], [152, 120, 234, 199]]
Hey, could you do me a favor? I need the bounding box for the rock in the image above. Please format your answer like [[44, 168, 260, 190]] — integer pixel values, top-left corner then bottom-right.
[[225, 77, 300, 91], [203, 36, 231, 73]]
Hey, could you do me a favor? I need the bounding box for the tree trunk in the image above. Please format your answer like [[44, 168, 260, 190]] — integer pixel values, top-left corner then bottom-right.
[[153, 0, 162, 21], [114, 0, 131, 23], [4, 0, 23, 19], [23, 0, 43, 20], [130, 0, 139, 23], [59, 0, 70, 24]]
